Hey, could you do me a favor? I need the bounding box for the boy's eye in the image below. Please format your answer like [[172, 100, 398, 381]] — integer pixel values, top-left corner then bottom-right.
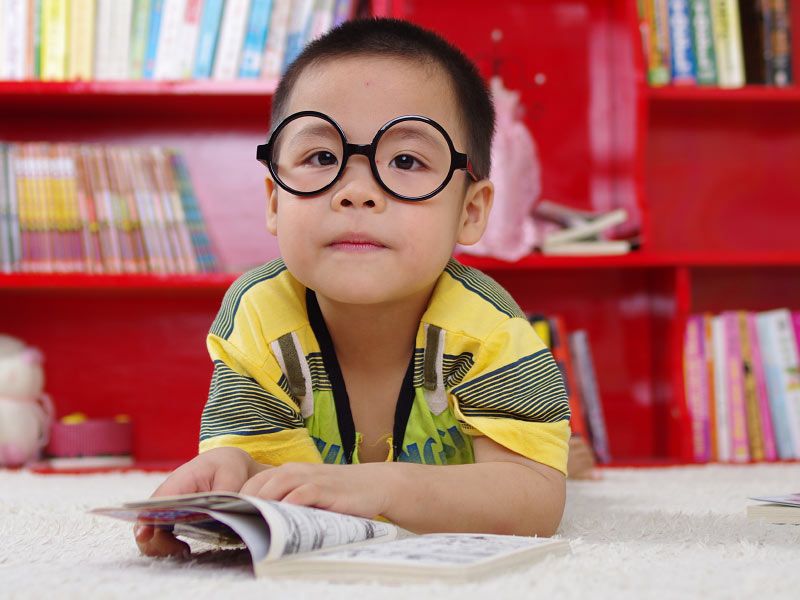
[[305, 151, 338, 167], [391, 154, 423, 170]]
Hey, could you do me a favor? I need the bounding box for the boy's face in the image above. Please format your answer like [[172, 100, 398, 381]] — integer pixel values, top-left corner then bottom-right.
[[265, 55, 492, 306]]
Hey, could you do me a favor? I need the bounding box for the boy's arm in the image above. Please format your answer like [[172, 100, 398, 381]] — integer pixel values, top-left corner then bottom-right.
[[239, 436, 565, 537], [379, 435, 566, 536]]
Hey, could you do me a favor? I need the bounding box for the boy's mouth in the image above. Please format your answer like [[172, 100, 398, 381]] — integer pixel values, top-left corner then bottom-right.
[[327, 233, 387, 251]]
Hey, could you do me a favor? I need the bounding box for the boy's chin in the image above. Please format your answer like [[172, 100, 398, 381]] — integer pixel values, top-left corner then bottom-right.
[[314, 281, 402, 306]]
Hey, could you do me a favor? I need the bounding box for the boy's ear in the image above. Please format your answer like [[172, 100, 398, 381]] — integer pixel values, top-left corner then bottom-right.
[[265, 177, 278, 236], [456, 179, 493, 246]]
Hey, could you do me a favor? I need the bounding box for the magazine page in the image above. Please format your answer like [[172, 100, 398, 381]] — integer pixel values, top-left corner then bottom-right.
[[749, 493, 800, 507], [91, 492, 402, 563], [294, 533, 566, 568], [249, 497, 403, 562], [257, 534, 571, 581]]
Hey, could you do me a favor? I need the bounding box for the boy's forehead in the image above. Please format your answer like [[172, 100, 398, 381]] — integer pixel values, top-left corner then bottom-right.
[[284, 56, 467, 146]]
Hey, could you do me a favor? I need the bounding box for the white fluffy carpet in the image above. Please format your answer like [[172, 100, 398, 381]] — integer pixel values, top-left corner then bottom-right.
[[1, 464, 799, 599]]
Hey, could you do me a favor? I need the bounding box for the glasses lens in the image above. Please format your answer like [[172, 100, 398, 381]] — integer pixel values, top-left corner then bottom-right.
[[375, 120, 452, 199], [271, 115, 344, 193]]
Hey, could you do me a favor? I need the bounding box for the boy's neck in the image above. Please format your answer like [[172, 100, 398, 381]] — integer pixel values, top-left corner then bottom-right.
[[314, 285, 435, 369]]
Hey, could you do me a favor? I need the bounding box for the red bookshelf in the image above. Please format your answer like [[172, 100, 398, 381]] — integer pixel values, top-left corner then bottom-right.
[[1, 0, 799, 465]]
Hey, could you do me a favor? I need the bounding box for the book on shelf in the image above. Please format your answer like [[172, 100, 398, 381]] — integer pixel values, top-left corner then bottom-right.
[[0, 142, 218, 275], [568, 330, 612, 464], [637, 0, 793, 87], [722, 311, 751, 462], [683, 308, 800, 463], [528, 314, 592, 441], [533, 201, 633, 257], [756, 309, 800, 458], [747, 492, 800, 524], [92, 491, 571, 581], [684, 314, 712, 461], [0, 0, 355, 82], [668, 0, 698, 84]]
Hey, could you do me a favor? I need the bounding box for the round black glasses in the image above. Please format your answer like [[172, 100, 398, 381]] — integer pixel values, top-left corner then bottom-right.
[[256, 111, 478, 202]]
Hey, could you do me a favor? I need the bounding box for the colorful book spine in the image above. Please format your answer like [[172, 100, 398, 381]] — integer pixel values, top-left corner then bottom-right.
[[153, 147, 196, 273], [143, 0, 166, 79], [32, 0, 42, 79], [282, 0, 315, 71], [722, 311, 749, 462], [702, 314, 718, 460], [684, 315, 711, 461], [756, 309, 800, 459], [94, 0, 113, 80], [74, 147, 103, 273], [40, 0, 68, 81], [540, 316, 590, 441], [711, 315, 732, 461], [737, 311, 765, 461], [668, 0, 697, 83], [769, 0, 793, 85], [170, 151, 216, 272], [4, 0, 29, 80], [129, 0, 153, 79], [239, 0, 273, 78], [192, 0, 224, 78], [127, 147, 165, 273], [176, 0, 203, 79], [154, 0, 188, 80], [0, 145, 9, 273], [569, 330, 611, 463], [260, 0, 291, 85], [738, 0, 769, 84], [710, 0, 746, 87], [213, 0, 252, 80], [68, 0, 96, 81], [689, 0, 717, 84], [746, 311, 778, 461]]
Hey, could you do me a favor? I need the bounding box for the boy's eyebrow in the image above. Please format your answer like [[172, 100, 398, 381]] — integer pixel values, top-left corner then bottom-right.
[[286, 122, 341, 143], [380, 124, 447, 148]]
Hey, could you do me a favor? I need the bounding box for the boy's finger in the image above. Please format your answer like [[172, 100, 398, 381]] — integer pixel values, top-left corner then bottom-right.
[[137, 528, 191, 558], [134, 524, 154, 543]]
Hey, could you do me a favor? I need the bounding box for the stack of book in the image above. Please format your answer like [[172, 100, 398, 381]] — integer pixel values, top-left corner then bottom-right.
[[529, 314, 612, 463], [638, 0, 793, 88], [683, 308, 800, 463], [0, 142, 217, 274], [534, 200, 633, 256], [0, 0, 355, 83]]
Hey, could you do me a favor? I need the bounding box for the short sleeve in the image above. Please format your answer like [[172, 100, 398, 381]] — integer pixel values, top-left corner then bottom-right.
[[199, 332, 322, 466], [450, 317, 571, 475]]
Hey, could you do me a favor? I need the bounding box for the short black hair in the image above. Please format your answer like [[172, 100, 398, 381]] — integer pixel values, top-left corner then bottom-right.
[[271, 18, 495, 180]]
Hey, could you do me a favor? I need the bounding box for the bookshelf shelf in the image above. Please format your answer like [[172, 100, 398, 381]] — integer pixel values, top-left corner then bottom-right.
[[6, 250, 800, 292], [0, 81, 275, 118], [647, 84, 800, 103], [0, 273, 237, 292]]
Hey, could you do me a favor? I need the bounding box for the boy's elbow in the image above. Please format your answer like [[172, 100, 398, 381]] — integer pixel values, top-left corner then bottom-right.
[[511, 464, 566, 538]]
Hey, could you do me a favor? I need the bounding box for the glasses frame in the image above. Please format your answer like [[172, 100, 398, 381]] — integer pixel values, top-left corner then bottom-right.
[[256, 110, 478, 202]]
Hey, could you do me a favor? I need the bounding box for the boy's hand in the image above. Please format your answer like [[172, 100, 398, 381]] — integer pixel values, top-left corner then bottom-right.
[[239, 462, 391, 519], [134, 446, 264, 557]]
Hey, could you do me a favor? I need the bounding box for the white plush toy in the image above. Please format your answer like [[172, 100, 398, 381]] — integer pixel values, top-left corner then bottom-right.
[[0, 335, 53, 467]]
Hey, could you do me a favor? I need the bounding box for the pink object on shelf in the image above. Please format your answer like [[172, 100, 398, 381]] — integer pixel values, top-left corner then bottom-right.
[[46, 418, 133, 458], [459, 77, 540, 262]]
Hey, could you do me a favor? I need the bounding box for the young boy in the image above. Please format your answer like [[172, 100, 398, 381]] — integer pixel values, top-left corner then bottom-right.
[[136, 18, 572, 558]]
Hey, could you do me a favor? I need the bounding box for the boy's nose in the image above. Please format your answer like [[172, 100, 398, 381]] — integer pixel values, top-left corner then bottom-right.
[[330, 157, 387, 212]]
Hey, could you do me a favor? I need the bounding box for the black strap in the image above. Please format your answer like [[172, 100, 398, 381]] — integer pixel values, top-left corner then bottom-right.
[[306, 288, 415, 464]]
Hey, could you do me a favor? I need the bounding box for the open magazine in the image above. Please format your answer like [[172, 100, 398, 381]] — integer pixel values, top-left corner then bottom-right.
[[92, 492, 570, 581], [747, 493, 800, 524]]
